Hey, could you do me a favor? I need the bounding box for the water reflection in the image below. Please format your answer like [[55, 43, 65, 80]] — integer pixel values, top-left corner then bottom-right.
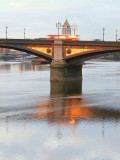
[[19, 63, 49, 71], [33, 81, 120, 126], [1, 61, 120, 127], [0, 61, 49, 72], [33, 81, 83, 125]]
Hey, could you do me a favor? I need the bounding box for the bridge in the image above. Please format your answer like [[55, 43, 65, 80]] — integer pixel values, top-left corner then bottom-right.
[[0, 38, 120, 81]]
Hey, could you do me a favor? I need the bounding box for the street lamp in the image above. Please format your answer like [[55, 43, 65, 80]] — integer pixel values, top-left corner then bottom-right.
[[103, 27, 105, 42], [116, 29, 118, 42], [56, 22, 62, 39], [71, 25, 77, 35], [6, 26, 8, 39], [24, 28, 26, 39]]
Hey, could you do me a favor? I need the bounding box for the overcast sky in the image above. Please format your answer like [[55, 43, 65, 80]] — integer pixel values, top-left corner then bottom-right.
[[0, 0, 120, 40]]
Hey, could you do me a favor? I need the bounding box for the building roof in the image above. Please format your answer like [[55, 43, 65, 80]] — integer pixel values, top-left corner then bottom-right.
[[63, 19, 70, 27]]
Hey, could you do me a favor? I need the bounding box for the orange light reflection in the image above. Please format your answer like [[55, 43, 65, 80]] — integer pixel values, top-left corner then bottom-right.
[[32, 95, 93, 126]]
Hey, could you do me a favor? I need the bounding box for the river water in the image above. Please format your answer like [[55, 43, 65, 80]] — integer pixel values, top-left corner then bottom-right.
[[0, 60, 120, 160]]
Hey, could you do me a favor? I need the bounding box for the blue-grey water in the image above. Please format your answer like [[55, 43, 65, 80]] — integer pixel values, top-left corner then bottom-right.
[[0, 60, 120, 160]]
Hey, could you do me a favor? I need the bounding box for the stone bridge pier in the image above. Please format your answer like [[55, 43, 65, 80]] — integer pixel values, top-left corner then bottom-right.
[[50, 40, 82, 81]]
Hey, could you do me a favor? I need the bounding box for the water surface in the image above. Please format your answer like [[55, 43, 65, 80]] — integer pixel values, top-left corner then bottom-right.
[[0, 60, 120, 160]]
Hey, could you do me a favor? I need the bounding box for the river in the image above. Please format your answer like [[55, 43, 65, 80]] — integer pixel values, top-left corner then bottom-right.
[[0, 60, 120, 160]]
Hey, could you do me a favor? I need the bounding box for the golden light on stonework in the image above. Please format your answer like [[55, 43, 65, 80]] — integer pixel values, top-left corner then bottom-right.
[[27, 47, 52, 56], [66, 48, 98, 57]]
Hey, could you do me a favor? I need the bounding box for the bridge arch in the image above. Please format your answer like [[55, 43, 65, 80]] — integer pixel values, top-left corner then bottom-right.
[[0, 45, 52, 62], [65, 49, 120, 64]]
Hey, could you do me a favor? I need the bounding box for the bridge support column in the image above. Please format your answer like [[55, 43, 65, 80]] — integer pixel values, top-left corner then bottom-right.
[[50, 39, 82, 81], [50, 62, 82, 81]]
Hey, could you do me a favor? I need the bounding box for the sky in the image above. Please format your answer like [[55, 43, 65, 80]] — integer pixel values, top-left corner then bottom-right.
[[0, 0, 120, 40]]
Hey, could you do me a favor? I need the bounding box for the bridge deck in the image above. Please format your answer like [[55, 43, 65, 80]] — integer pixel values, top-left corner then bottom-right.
[[0, 39, 120, 47]]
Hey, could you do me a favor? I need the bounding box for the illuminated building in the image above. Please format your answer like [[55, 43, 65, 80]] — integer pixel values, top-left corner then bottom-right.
[[62, 19, 71, 35]]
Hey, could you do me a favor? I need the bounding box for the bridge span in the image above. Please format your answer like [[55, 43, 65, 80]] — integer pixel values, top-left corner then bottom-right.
[[0, 39, 120, 81]]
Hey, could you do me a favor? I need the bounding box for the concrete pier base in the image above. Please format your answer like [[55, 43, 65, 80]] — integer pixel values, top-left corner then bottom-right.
[[50, 61, 82, 81], [50, 80, 82, 96]]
